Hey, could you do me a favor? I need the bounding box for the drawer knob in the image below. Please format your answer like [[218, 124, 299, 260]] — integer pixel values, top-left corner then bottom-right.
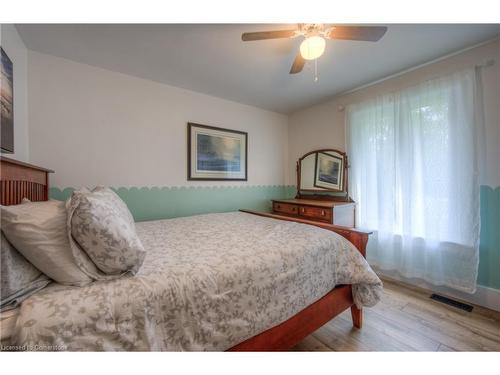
[[277, 204, 281, 209], [321, 210, 325, 216], [301, 208, 305, 213]]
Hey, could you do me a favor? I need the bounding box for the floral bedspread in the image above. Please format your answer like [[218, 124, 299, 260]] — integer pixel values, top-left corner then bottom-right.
[[13, 212, 382, 351]]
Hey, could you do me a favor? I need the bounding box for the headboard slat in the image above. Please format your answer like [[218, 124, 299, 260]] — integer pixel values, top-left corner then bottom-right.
[[0, 157, 54, 205]]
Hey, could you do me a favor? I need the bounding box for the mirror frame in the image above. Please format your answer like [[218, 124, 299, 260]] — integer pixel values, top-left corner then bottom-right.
[[296, 148, 350, 201]]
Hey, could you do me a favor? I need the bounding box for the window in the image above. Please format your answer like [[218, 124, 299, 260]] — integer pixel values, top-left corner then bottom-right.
[[347, 69, 482, 293]]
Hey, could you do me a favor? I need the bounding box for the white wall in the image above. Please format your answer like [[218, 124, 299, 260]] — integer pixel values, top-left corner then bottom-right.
[[1, 24, 29, 162], [28, 51, 289, 188], [24, 39, 500, 189], [288, 39, 500, 187]]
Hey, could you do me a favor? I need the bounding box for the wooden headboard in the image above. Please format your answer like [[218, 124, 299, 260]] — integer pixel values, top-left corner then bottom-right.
[[0, 156, 54, 206]]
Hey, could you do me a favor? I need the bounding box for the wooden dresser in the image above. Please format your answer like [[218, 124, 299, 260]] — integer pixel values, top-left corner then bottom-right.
[[272, 199, 355, 227]]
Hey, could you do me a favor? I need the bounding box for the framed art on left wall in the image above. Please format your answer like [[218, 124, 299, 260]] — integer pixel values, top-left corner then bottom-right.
[[1, 47, 14, 153], [188, 122, 248, 181]]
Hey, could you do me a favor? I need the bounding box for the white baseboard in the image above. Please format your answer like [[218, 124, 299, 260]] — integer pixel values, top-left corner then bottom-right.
[[377, 271, 500, 312]]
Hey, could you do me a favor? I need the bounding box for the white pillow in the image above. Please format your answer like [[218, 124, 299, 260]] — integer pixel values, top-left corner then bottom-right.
[[68, 187, 145, 275], [0, 200, 94, 286]]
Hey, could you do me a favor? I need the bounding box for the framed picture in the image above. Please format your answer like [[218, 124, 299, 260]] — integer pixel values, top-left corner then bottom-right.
[[1, 47, 14, 153], [314, 151, 345, 191], [188, 122, 247, 181]]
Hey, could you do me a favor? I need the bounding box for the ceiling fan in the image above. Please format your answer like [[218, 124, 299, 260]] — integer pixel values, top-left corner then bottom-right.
[[241, 24, 388, 74]]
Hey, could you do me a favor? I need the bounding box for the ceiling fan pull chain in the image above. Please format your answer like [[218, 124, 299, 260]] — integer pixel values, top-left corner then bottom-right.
[[314, 59, 319, 82]]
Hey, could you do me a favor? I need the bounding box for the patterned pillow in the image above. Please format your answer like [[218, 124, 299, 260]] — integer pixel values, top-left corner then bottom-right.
[[0, 231, 51, 311], [0, 200, 95, 286], [92, 186, 135, 227], [68, 187, 146, 275]]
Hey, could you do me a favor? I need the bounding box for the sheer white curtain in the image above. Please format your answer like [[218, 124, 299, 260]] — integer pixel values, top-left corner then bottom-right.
[[346, 68, 482, 293]]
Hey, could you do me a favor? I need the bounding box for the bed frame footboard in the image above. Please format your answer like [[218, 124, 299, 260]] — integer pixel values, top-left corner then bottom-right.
[[228, 285, 356, 351], [228, 210, 372, 351]]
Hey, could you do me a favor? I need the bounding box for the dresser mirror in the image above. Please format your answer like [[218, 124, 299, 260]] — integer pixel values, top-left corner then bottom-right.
[[297, 149, 349, 199]]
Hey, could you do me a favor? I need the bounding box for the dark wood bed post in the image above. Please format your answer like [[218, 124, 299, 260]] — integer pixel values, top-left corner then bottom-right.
[[351, 305, 363, 329]]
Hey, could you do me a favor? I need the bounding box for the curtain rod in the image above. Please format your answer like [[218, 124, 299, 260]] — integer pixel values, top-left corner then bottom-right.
[[476, 58, 496, 68], [337, 58, 496, 112], [338, 36, 499, 98]]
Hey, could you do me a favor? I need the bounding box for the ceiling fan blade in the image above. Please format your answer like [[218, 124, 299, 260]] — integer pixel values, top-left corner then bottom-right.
[[289, 52, 305, 74], [326, 26, 388, 42], [242, 30, 296, 41]]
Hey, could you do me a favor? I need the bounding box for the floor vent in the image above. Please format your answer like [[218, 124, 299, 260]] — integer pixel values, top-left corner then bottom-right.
[[430, 294, 473, 312]]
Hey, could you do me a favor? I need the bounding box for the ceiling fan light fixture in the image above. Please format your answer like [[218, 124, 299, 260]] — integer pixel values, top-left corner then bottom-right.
[[299, 36, 326, 60]]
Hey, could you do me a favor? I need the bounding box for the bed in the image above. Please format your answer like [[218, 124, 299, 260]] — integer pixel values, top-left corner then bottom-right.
[[0, 156, 382, 351]]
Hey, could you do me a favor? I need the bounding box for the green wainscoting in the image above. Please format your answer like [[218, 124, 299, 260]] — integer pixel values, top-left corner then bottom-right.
[[50, 184, 499, 290], [50, 185, 296, 222], [478, 185, 500, 290]]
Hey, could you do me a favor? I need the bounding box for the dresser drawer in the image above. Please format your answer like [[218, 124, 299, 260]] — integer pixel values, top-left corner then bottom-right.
[[273, 202, 299, 215], [298, 205, 332, 222]]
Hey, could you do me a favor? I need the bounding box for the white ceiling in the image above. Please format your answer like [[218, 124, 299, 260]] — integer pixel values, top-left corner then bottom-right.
[[16, 24, 500, 114]]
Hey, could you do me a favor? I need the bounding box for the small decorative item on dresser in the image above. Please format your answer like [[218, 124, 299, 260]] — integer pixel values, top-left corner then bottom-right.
[[272, 198, 355, 227]]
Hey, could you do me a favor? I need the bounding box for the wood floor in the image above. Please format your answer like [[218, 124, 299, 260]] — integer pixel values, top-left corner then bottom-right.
[[292, 278, 500, 351]]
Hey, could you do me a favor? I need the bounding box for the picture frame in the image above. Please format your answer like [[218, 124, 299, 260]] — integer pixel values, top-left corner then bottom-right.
[[1, 47, 14, 154], [188, 122, 248, 181], [313, 151, 345, 191]]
